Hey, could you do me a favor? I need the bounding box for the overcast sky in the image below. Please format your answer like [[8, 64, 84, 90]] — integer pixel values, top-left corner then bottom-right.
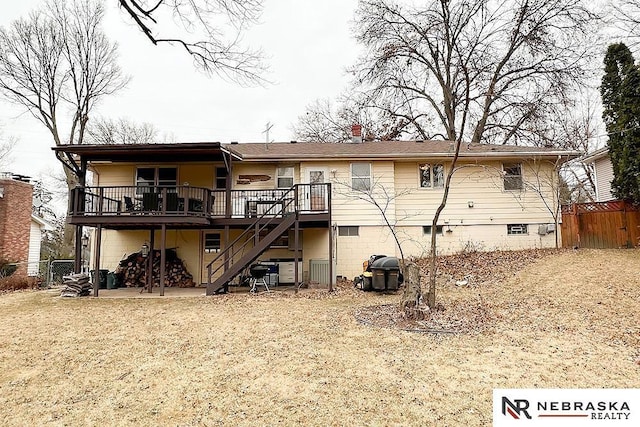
[[0, 0, 361, 179]]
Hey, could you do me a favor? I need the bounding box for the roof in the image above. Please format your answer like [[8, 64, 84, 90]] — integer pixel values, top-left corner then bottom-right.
[[582, 146, 609, 163], [51, 141, 582, 164], [31, 214, 54, 231], [52, 142, 240, 163], [225, 140, 581, 162]]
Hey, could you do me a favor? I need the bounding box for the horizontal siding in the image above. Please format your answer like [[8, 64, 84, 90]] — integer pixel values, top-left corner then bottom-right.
[[395, 160, 558, 225], [335, 224, 559, 279], [28, 222, 41, 276], [329, 160, 396, 226], [594, 157, 615, 202], [93, 163, 222, 188]]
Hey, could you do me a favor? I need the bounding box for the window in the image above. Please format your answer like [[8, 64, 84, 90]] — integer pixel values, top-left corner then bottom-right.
[[258, 228, 289, 248], [215, 167, 227, 189], [422, 225, 444, 235], [338, 226, 359, 236], [204, 233, 221, 253], [351, 163, 371, 191], [277, 166, 294, 188], [419, 163, 444, 188], [503, 163, 523, 190], [507, 224, 528, 235], [136, 167, 177, 192]]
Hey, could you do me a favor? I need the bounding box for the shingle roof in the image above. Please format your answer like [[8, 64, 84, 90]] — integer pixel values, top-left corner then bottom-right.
[[225, 140, 581, 161]]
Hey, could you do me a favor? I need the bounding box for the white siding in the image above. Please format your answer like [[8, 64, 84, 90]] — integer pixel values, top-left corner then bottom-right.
[[593, 156, 615, 202], [28, 221, 41, 276], [335, 223, 560, 280]]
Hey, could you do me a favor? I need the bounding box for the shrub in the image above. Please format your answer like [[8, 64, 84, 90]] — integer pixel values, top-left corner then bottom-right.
[[0, 275, 41, 292], [0, 259, 18, 278]]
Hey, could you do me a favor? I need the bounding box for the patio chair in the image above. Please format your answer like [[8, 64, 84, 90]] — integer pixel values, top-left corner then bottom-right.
[[164, 192, 179, 212], [123, 196, 140, 213], [142, 192, 160, 212]]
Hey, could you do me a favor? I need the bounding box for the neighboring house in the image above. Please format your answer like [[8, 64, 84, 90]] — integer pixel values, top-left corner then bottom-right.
[[0, 173, 33, 276], [54, 141, 579, 295], [582, 147, 615, 202], [29, 214, 54, 276]]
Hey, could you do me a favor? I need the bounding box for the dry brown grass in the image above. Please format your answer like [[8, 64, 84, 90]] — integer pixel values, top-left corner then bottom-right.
[[0, 249, 638, 426]]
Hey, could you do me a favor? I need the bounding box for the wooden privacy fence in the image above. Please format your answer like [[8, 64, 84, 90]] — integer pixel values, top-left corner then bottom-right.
[[561, 200, 640, 249]]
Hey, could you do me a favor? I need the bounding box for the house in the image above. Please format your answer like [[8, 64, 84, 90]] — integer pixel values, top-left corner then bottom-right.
[[29, 214, 54, 276], [0, 173, 34, 276], [582, 147, 615, 202], [54, 140, 579, 296]]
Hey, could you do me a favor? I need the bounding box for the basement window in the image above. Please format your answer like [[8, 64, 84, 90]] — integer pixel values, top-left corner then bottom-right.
[[338, 226, 359, 236], [422, 225, 444, 235], [507, 224, 528, 235]]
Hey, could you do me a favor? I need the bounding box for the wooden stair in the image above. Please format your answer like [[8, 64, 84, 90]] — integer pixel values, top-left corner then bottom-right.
[[206, 214, 297, 295]]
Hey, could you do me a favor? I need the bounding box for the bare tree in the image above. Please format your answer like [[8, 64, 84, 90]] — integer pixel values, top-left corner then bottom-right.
[[0, 130, 16, 169], [352, 0, 599, 310], [610, 0, 640, 49], [87, 117, 158, 144], [0, 0, 128, 253], [293, 94, 408, 142], [118, 0, 266, 84], [0, 0, 128, 185]]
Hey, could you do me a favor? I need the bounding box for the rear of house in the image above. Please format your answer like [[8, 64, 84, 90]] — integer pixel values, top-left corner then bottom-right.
[[58, 140, 577, 293]]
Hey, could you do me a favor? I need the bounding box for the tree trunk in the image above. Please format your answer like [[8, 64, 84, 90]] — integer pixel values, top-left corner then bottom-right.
[[400, 263, 427, 320]]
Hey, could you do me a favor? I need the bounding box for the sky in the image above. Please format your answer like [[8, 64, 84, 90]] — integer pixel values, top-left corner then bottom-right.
[[0, 0, 362, 179]]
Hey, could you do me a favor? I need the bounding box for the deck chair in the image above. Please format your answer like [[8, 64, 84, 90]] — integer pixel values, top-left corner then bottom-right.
[[123, 196, 140, 213], [142, 192, 159, 212], [164, 192, 179, 212]]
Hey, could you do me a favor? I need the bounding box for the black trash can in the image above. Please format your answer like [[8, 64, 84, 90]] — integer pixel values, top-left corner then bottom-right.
[[90, 269, 109, 289], [370, 257, 401, 290]]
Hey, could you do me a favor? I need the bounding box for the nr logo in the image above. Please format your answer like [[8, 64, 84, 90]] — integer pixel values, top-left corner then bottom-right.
[[502, 397, 532, 420]]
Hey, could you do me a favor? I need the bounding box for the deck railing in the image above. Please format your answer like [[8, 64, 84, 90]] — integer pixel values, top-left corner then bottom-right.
[[68, 184, 330, 219]]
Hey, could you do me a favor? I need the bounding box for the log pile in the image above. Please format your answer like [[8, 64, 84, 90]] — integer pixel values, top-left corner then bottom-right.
[[60, 273, 91, 297], [115, 249, 194, 288]]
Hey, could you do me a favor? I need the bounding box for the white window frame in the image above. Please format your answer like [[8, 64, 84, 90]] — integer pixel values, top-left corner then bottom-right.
[[350, 162, 371, 191], [503, 163, 523, 191], [419, 163, 445, 189], [276, 166, 294, 189], [338, 226, 359, 236]]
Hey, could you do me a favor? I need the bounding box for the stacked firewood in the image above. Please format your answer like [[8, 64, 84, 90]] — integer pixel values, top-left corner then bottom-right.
[[60, 273, 91, 297], [115, 249, 194, 288]]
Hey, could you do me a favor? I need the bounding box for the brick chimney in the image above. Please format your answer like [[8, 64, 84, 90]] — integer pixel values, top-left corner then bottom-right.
[[0, 176, 33, 276], [351, 124, 363, 143]]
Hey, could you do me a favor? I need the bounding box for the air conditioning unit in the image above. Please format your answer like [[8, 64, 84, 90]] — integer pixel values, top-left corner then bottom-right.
[[538, 224, 556, 235]]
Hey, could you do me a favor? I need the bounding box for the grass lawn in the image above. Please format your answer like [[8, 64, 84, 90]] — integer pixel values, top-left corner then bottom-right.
[[0, 249, 638, 426]]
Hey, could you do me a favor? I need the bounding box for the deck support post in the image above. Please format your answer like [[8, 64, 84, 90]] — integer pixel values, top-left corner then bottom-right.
[[92, 225, 102, 297], [294, 215, 300, 293], [147, 229, 155, 293], [160, 225, 166, 296], [328, 184, 333, 292]]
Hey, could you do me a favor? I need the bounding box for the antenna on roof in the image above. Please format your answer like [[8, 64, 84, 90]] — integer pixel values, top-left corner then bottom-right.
[[263, 122, 274, 149]]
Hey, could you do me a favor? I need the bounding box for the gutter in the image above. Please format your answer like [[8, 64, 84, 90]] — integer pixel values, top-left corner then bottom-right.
[[234, 151, 582, 162]]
